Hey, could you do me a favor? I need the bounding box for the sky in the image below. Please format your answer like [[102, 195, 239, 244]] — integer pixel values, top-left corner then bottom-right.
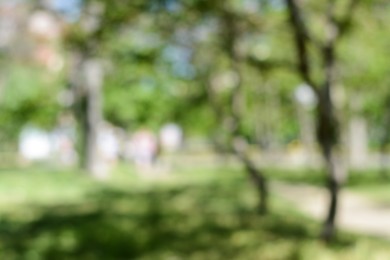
[[49, 0, 82, 21]]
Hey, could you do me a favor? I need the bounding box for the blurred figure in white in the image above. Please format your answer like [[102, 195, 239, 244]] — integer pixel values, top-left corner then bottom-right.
[[51, 114, 77, 166], [98, 123, 120, 165], [28, 10, 61, 41], [19, 126, 51, 163], [157, 123, 183, 175], [88, 123, 121, 180], [159, 123, 183, 153], [130, 128, 158, 173]]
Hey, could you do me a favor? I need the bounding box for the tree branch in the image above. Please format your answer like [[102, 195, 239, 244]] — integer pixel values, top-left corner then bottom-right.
[[285, 0, 319, 94], [247, 56, 295, 73], [336, 0, 361, 37], [323, 0, 337, 87]]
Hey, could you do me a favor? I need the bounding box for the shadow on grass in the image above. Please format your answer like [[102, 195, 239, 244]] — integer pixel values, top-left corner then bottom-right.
[[0, 179, 357, 259], [268, 168, 390, 188]]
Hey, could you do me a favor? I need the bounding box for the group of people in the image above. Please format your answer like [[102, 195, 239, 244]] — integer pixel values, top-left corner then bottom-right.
[[126, 123, 183, 172], [19, 114, 77, 166], [18, 121, 183, 175]]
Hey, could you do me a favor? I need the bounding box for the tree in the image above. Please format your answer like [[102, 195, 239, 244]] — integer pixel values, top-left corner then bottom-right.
[[186, 2, 272, 213], [0, 1, 63, 147], [285, 0, 361, 241], [64, 0, 153, 176], [64, 2, 106, 177]]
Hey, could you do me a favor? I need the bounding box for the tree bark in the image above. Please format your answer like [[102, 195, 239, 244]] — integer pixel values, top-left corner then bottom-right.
[[83, 59, 104, 178], [69, 53, 104, 177], [379, 95, 390, 179], [233, 143, 268, 214], [224, 13, 269, 214], [316, 72, 341, 242], [69, 52, 87, 168], [321, 174, 339, 241], [205, 70, 269, 214], [285, 0, 359, 241]]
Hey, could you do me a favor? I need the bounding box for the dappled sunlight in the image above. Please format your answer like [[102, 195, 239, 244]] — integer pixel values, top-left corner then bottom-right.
[[1, 0, 390, 257], [0, 168, 387, 259]]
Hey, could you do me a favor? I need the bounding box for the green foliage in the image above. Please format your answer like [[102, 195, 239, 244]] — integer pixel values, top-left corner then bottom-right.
[[104, 45, 179, 129], [0, 63, 62, 140], [3, 0, 390, 157]]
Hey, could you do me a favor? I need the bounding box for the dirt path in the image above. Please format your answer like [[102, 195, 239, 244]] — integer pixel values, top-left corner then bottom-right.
[[273, 182, 390, 239]]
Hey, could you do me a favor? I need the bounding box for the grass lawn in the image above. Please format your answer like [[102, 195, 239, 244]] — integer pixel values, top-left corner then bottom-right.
[[266, 167, 390, 204], [345, 169, 390, 204], [266, 167, 390, 187], [0, 165, 389, 259], [349, 181, 390, 204]]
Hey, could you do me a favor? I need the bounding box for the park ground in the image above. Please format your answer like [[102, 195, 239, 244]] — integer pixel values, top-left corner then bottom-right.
[[0, 163, 390, 259]]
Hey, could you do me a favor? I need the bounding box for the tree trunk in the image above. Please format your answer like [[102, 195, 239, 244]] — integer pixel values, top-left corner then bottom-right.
[[83, 59, 104, 178], [202, 11, 269, 215], [237, 150, 268, 214], [69, 54, 104, 177], [322, 174, 339, 241], [69, 52, 87, 168], [246, 163, 268, 214], [320, 147, 342, 241], [379, 96, 390, 179], [285, 0, 361, 242], [206, 76, 269, 214], [316, 89, 345, 242], [78, 96, 88, 168]]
